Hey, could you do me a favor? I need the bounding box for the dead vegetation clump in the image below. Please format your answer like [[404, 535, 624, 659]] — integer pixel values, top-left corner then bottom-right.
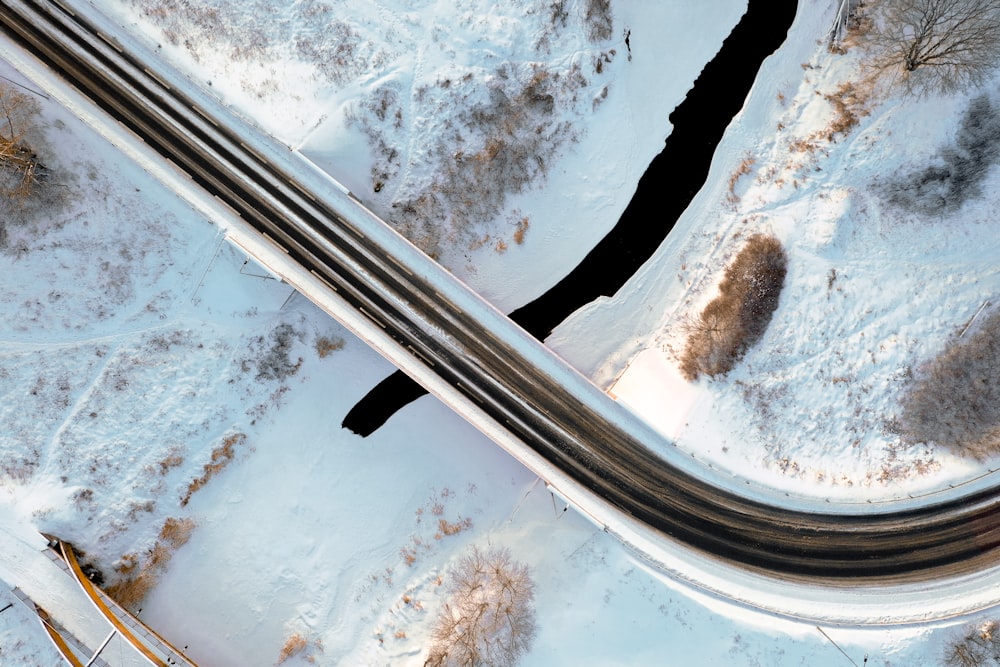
[[275, 631, 323, 664], [726, 154, 756, 203], [820, 81, 869, 140], [314, 335, 345, 359], [787, 81, 870, 155], [159, 516, 195, 546], [181, 432, 246, 506], [1, 453, 38, 484], [355, 59, 594, 258], [435, 517, 473, 539], [680, 235, 788, 380], [276, 633, 308, 664], [106, 517, 195, 611], [900, 304, 1000, 459], [242, 324, 305, 382]]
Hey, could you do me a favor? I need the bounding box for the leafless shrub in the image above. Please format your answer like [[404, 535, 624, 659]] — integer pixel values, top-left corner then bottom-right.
[[584, 0, 613, 42], [900, 304, 1000, 459], [377, 62, 585, 257], [295, 21, 381, 87], [886, 94, 1000, 214], [243, 323, 304, 382], [680, 235, 788, 380], [866, 0, 1000, 96], [944, 620, 1000, 666], [548, 1, 569, 29], [426, 546, 536, 667], [0, 83, 63, 243]]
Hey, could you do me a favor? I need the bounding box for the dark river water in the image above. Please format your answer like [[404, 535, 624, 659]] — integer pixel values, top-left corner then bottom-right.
[[343, 0, 799, 436]]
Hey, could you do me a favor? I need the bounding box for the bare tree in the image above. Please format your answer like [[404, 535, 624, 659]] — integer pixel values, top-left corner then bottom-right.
[[867, 0, 1000, 95], [0, 82, 42, 200], [426, 546, 536, 667], [944, 621, 1000, 666]]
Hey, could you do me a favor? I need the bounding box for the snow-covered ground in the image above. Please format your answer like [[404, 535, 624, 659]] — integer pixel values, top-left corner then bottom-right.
[[553, 3, 1000, 507], [3, 0, 1000, 665]]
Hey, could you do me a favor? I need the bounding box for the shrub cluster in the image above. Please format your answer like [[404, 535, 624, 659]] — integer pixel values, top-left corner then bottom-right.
[[887, 94, 1000, 215], [900, 305, 1000, 459], [680, 235, 788, 380]]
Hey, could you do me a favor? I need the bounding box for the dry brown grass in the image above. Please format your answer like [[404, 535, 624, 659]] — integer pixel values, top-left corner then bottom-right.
[[181, 432, 246, 506], [276, 633, 308, 664], [401, 546, 417, 566], [106, 516, 196, 611], [157, 449, 185, 475], [314, 336, 345, 359], [435, 517, 473, 539], [115, 552, 140, 577], [159, 516, 195, 547], [726, 154, 756, 203], [105, 570, 157, 610], [680, 235, 787, 380], [786, 81, 870, 158], [829, 0, 873, 54], [821, 81, 869, 141], [513, 217, 529, 245]]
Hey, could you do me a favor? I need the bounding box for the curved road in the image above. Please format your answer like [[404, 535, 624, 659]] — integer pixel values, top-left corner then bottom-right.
[[5, 0, 1000, 590]]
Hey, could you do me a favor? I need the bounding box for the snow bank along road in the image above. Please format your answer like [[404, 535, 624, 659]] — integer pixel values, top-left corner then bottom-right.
[[8, 0, 1000, 618]]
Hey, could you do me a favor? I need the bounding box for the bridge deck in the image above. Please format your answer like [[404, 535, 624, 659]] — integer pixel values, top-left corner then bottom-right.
[[42, 538, 198, 667]]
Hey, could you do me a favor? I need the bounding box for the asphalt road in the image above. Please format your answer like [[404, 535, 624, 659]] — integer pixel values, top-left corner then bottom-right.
[[6, 0, 1000, 587]]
